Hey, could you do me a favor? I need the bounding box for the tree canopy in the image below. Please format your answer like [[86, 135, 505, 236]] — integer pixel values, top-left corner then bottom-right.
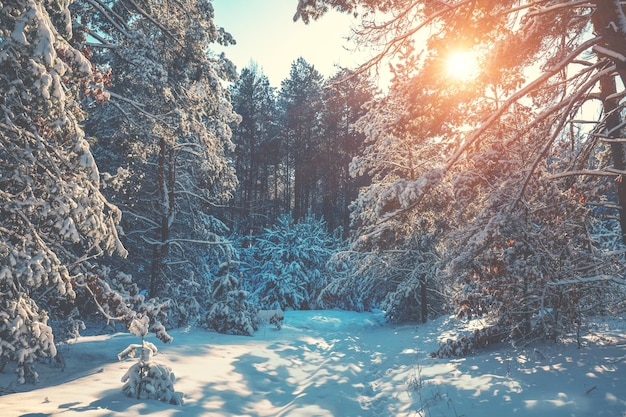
[[294, 0, 626, 339]]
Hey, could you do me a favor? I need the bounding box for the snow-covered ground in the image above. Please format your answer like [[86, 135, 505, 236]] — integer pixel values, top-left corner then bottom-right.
[[1, 310, 625, 417]]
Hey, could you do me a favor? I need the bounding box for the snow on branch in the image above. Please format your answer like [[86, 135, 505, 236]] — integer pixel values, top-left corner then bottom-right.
[[108, 92, 166, 121], [526, 0, 594, 18], [548, 274, 626, 286], [447, 36, 601, 170], [600, 137, 626, 142], [546, 169, 621, 180], [592, 45, 626, 63], [141, 236, 232, 246]]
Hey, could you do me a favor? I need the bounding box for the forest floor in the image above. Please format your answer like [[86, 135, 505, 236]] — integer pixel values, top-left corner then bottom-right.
[[0, 309, 625, 416]]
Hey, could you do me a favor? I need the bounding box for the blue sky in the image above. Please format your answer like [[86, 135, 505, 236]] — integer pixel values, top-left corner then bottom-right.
[[211, 0, 364, 86]]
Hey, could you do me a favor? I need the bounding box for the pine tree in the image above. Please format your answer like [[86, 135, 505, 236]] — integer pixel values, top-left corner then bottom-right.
[[295, 0, 626, 335], [319, 69, 375, 231], [247, 214, 338, 310], [118, 316, 183, 405], [279, 58, 325, 221], [76, 0, 241, 319], [0, 0, 127, 382], [323, 48, 450, 321], [295, 0, 626, 244], [229, 63, 281, 233]]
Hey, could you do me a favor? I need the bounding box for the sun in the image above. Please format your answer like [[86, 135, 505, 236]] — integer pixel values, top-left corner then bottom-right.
[[445, 50, 480, 81]]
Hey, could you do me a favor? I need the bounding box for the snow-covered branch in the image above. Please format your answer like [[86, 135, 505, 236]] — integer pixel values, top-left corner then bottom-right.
[[548, 274, 626, 286], [593, 45, 626, 64], [141, 237, 232, 246], [108, 92, 164, 121], [447, 36, 601, 170], [545, 169, 621, 180], [125, 0, 184, 48], [526, 0, 594, 18], [84, 0, 132, 38]]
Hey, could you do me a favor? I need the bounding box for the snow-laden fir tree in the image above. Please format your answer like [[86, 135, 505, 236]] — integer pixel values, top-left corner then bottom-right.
[[203, 259, 258, 336], [246, 214, 339, 310], [0, 0, 130, 383], [73, 0, 241, 323]]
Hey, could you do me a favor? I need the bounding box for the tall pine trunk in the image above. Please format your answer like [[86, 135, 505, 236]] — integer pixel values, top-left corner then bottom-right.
[[593, 0, 626, 243]]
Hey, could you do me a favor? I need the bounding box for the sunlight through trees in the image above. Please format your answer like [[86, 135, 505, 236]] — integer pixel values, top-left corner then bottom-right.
[[2, 0, 626, 389]]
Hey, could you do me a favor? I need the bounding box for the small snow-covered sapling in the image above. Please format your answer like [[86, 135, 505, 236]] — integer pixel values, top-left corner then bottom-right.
[[118, 316, 183, 405]]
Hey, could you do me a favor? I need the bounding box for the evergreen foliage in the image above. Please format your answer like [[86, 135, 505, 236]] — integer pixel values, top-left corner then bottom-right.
[[295, 0, 626, 341], [4, 0, 626, 392], [246, 214, 339, 310], [278, 58, 325, 222], [119, 317, 183, 405], [229, 64, 281, 233], [203, 260, 258, 336], [77, 0, 240, 306], [0, 0, 134, 382]]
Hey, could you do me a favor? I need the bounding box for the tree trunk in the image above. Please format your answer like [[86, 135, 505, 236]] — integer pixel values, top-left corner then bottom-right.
[[420, 274, 428, 323], [599, 75, 626, 243], [149, 136, 170, 298], [593, 0, 626, 243]]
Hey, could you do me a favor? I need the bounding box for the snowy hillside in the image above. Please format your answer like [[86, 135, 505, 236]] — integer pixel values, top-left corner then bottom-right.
[[0, 310, 625, 417]]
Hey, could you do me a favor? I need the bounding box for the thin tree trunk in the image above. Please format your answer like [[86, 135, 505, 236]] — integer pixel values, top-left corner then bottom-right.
[[149, 136, 169, 298], [420, 275, 428, 323]]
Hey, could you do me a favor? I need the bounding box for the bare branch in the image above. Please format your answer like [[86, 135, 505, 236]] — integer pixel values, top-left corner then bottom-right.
[[346, 0, 473, 80]]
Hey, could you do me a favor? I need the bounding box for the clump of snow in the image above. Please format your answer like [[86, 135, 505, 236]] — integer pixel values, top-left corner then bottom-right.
[[128, 316, 150, 338]]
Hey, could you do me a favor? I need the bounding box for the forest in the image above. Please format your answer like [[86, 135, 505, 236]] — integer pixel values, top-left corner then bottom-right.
[[1, 0, 626, 400]]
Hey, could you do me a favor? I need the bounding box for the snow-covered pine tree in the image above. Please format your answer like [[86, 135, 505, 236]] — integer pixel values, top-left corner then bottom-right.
[[247, 214, 338, 310], [204, 259, 258, 336], [296, 0, 626, 342], [74, 0, 241, 321], [444, 124, 622, 344], [321, 45, 450, 322], [119, 316, 183, 405], [0, 0, 129, 383]]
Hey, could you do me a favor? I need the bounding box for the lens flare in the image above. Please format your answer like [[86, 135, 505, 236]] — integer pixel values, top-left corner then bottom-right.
[[445, 50, 480, 81]]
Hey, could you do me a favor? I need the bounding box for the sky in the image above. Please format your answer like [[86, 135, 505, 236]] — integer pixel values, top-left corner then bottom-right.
[[211, 0, 366, 87]]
